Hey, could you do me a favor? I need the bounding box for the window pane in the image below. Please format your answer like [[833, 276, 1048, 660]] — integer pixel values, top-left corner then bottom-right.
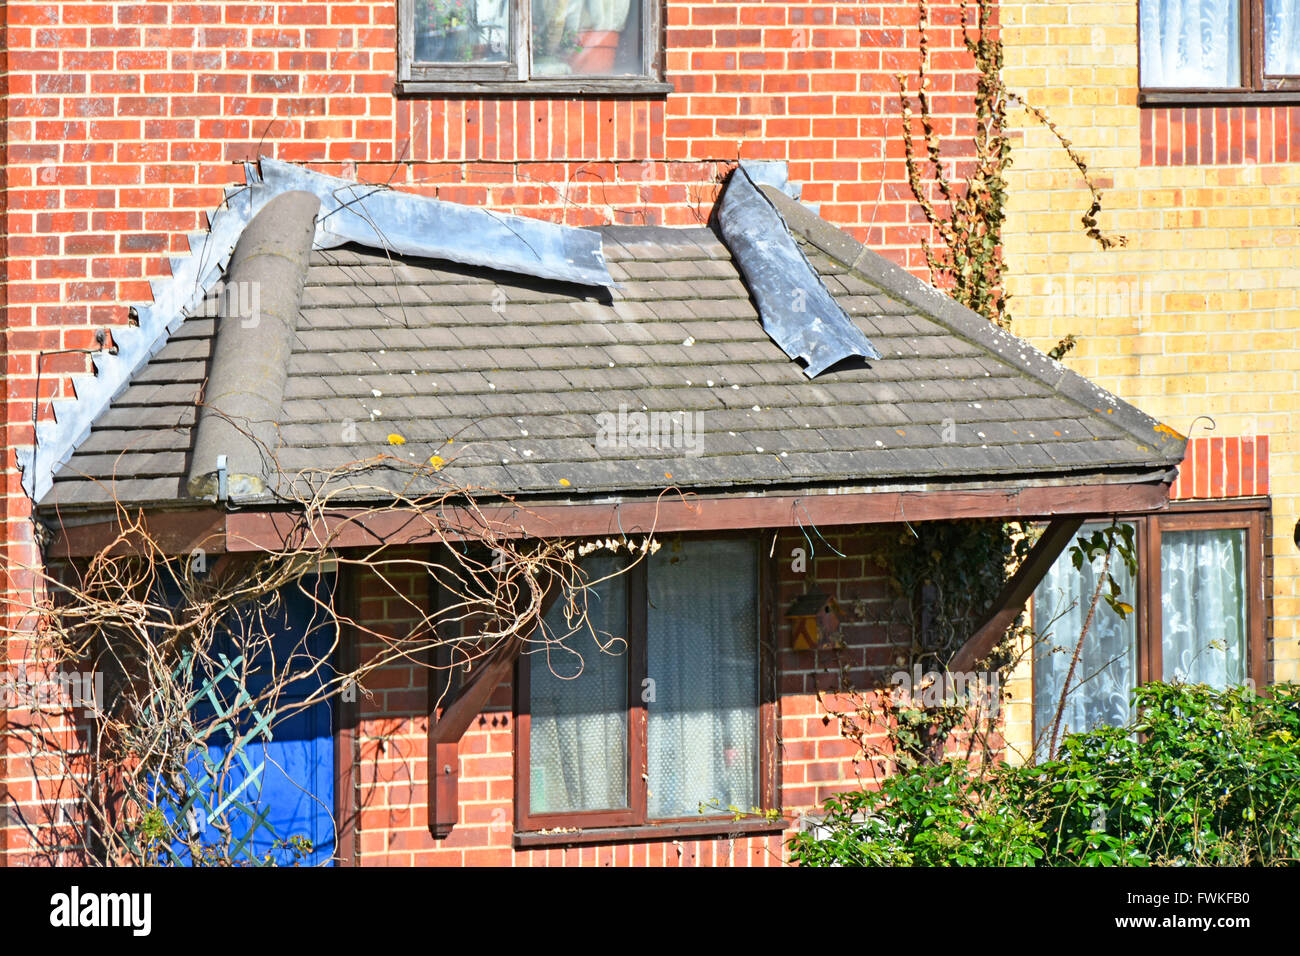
[[1032, 523, 1138, 754], [415, 0, 511, 64], [1266, 0, 1300, 74], [646, 540, 759, 819], [531, 0, 645, 76], [1140, 0, 1241, 87], [1161, 528, 1247, 687], [528, 554, 628, 814]]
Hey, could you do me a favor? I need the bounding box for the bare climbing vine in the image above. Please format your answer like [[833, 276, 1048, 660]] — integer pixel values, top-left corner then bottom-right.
[[816, 0, 1133, 775], [897, 0, 1125, 340], [815, 521, 1035, 780], [4, 431, 664, 866]]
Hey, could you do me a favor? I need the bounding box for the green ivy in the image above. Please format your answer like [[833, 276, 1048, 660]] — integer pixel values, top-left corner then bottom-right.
[[790, 682, 1300, 866]]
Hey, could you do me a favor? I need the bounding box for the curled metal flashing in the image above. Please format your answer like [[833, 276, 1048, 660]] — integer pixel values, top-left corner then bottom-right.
[[716, 166, 880, 378], [256, 158, 613, 289], [19, 158, 613, 502], [187, 190, 321, 500]]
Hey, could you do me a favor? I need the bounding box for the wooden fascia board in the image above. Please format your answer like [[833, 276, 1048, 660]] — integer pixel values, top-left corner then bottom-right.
[[44, 481, 1173, 558], [219, 482, 1172, 553]]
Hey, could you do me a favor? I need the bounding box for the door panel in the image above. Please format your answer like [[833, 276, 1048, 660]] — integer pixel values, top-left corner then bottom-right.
[[180, 573, 338, 866]]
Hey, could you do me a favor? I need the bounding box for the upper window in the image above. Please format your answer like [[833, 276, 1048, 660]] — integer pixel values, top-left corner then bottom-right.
[[1140, 0, 1300, 97], [1031, 504, 1268, 756], [398, 0, 667, 94], [516, 538, 777, 839]]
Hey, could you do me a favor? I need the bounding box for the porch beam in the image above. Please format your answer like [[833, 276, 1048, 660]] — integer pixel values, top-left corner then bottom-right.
[[43, 509, 228, 559], [43, 480, 1172, 558], [948, 516, 1086, 675], [219, 480, 1170, 554]]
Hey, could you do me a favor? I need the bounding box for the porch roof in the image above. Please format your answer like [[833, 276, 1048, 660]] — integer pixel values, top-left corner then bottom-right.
[[36, 168, 1185, 520]]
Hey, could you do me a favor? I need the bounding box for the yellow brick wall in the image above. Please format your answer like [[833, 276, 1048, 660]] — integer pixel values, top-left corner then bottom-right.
[[999, 0, 1300, 758]]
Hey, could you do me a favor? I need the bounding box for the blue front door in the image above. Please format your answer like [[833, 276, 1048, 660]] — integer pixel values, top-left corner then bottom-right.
[[186, 572, 338, 866]]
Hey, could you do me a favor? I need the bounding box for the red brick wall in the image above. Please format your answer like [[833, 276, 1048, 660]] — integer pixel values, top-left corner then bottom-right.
[[352, 528, 906, 866], [1142, 106, 1300, 166], [0, 3, 10, 863], [1, 1, 986, 864], [1169, 435, 1270, 501]]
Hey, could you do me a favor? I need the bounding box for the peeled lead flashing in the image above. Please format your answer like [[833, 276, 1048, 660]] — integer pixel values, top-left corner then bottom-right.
[[717, 165, 881, 378], [255, 157, 614, 290], [186, 190, 321, 501]]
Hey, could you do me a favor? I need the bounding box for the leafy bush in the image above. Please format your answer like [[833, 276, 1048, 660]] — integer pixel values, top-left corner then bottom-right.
[[789, 682, 1300, 866]]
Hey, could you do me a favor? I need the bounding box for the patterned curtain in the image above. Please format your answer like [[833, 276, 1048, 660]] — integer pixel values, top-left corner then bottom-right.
[[528, 554, 629, 814], [646, 539, 759, 818], [1266, 0, 1300, 75], [1160, 528, 1247, 687], [1140, 0, 1241, 87], [1032, 523, 1138, 757]]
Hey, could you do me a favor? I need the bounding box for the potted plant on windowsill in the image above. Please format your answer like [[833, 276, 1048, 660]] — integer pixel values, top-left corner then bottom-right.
[[532, 0, 584, 74], [569, 0, 631, 74]]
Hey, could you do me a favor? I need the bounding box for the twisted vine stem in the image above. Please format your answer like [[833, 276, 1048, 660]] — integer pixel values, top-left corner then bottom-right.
[[897, 0, 1125, 338]]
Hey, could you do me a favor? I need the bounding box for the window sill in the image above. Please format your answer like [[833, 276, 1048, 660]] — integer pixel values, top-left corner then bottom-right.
[[513, 816, 790, 849], [1140, 90, 1300, 107], [396, 78, 674, 98]]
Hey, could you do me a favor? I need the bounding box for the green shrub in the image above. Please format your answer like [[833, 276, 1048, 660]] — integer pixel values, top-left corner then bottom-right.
[[789, 682, 1300, 866]]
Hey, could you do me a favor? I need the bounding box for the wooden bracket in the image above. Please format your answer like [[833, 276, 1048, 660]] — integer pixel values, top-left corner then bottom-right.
[[948, 517, 1086, 674], [427, 634, 523, 838], [426, 574, 561, 838]]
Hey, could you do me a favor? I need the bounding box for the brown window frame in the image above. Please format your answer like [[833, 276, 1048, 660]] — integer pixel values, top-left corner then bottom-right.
[[1033, 499, 1271, 743], [396, 0, 672, 97], [512, 535, 781, 847], [1141, 501, 1270, 686], [1140, 0, 1300, 105]]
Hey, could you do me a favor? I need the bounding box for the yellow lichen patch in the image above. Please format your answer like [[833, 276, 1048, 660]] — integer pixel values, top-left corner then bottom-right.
[[387, 433, 406, 446], [559, 478, 571, 487], [1153, 423, 1186, 440], [428, 455, 445, 470]]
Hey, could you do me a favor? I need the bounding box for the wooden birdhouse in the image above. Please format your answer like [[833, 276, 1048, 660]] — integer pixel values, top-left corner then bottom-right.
[[786, 591, 842, 650]]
